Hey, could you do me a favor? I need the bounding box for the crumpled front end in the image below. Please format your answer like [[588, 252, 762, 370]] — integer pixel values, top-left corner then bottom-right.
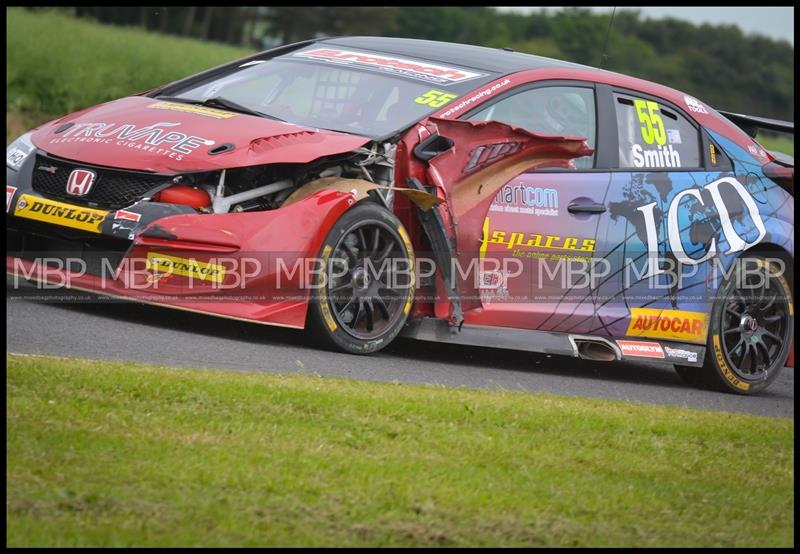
[[7, 179, 357, 328]]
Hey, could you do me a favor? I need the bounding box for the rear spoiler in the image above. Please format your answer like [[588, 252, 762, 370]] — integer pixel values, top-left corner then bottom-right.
[[717, 110, 794, 138]]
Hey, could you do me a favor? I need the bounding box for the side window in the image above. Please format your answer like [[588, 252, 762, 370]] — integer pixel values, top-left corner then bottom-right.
[[467, 86, 596, 169], [614, 92, 700, 169]]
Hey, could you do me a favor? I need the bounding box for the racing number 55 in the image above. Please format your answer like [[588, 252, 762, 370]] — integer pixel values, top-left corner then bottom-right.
[[634, 99, 666, 145], [415, 89, 457, 108]]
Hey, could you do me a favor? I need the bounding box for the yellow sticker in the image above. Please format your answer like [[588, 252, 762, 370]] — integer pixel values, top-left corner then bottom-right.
[[397, 225, 415, 316], [319, 245, 338, 332], [713, 335, 749, 391], [14, 194, 108, 234], [146, 252, 227, 283], [486, 228, 595, 252], [709, 143, 717, 166], [148, 101, 237, 120], [627, 307, 709, 344], [414, 89, 458, 108], [633, 99, 666, 145]]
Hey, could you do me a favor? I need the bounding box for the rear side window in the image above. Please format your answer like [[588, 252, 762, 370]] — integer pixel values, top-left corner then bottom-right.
[[614, 92, 700, 170], [467, 86, 596, 169]]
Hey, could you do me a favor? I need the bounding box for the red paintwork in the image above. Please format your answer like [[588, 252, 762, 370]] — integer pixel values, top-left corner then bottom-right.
[[431, 68, 773, 164], [7, 189, 355, 328], [156, 185, 211, 209], [10, 60, 791, 347], [423, 118, 591, 315], [31, 96, 370, 173]]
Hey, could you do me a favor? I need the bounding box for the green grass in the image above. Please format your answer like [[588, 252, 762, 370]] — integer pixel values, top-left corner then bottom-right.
[[6, 7, 252, 120], [6, 354, 794, 547], [758, 133, 795, 158]]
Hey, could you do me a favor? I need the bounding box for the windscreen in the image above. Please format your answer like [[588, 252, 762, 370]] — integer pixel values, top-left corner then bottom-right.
[[162, 46, 496, 138]]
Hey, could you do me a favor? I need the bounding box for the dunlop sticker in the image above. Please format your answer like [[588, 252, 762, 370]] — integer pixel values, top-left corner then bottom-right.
[[397, 225, 415, 316], [627, 307, 709, 344], [148, 101, 237, 120], [147, 252, 227, 283], [713, 335, 749, 391], [14, 194, 108, 234], [319, 245, 338, 331]]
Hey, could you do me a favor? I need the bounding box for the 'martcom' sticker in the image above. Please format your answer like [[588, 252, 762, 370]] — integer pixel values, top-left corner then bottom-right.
[[626, 307, 709, 344]]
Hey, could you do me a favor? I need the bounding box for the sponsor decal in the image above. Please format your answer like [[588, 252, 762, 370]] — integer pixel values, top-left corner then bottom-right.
[[479, 269, 511, 302], [294, 48, 484, 85], [148, 101, 237, 120], [318, 244, 338, 331], [6, 185, 17, 212], [747, 144, 767, 159], [663, 345, 699, 363], [145, 271, 174, 284], [36, 164, 58, 174], [709, 143, 717, 165], [683, 95, 708, 115], [146, 252, 226, 283], [13, 194, 108, 234], [49, 122, 215, 161], [638, 176, 767, 278], [439, 78, 512, 118], [414, 89, 458, 108], [397, 225, 415, 316], [631, 143, 682, 168], [713, 335, 749, 391], [485, 226, 595, 253], [490, 184, 558, 216], [616, 340, 665, 359], [114, 209, 142, 223], [666, 129, 682, 144], [627, 308, 709, 344], [66, 169, 96, 196], [465, 142, 521, 172], [7, 148, 28, 168]]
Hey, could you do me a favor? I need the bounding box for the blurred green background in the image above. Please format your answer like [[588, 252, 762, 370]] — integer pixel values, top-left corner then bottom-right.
[[6, 7, 793, 154]]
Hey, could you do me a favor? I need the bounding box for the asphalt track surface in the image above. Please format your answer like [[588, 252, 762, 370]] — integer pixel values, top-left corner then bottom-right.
[[6, 278, 793, 418]]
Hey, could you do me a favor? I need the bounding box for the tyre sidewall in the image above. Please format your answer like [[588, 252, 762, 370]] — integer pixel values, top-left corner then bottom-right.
[[309, 201, 415, 355], [706, 256, 793, 394]]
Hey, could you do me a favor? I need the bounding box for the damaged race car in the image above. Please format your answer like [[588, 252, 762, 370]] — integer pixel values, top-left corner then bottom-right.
[[6, 37, 794, 394]]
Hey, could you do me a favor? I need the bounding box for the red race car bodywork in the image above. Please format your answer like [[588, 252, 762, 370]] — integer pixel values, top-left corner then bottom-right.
[[7, 37, 794, 394]]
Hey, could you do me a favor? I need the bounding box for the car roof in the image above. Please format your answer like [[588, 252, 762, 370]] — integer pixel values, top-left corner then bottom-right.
[[320, 36, 595, 75]]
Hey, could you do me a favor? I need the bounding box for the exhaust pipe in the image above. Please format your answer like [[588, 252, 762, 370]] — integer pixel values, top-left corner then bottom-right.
[[569, 336, 621, 362]]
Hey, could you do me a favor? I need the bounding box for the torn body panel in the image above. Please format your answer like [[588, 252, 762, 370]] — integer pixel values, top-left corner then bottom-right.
[[418, 118, 593, 314]]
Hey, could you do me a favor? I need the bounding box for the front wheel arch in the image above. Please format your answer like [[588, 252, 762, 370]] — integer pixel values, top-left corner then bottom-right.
[[306, 200, 415, 355]]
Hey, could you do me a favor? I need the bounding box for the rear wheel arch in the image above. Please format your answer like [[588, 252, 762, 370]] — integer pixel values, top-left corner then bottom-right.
[[738, 243, 794, 293], [676, 250, 793, 394]]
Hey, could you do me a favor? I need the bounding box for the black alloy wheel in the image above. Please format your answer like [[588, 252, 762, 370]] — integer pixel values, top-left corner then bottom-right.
[[308, 201, 415, 354]]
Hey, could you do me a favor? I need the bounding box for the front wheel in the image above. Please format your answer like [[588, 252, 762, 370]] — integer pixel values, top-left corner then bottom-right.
[[676, 255, 793, 394], [307, 201, 415, 354]]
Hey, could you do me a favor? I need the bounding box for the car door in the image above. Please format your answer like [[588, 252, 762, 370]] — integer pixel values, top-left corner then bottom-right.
[[595, 88, 738, 345], [457, 81, 615, 332]]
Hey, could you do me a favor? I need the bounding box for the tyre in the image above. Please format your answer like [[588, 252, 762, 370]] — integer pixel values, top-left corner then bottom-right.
[[676, 255, 794, 394], [307, 201, 415, 354]]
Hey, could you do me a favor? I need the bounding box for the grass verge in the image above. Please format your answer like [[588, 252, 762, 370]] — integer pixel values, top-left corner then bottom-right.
[[6, 353, 794, 547], [7, 7, 253, 143]]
